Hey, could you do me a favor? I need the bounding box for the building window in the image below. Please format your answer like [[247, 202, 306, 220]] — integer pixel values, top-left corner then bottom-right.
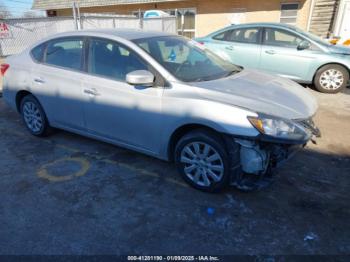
[[133, 8, 196, 38], [280, 3, 299, 25], [172, 9, 196, 39]]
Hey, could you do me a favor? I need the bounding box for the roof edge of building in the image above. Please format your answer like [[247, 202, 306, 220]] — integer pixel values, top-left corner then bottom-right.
[[32, 0, 186, 11]]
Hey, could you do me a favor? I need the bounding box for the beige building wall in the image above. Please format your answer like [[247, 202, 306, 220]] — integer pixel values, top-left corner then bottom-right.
[[55, 0, 312, 37]]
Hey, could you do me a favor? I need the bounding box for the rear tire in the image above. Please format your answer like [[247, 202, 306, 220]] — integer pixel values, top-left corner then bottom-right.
[[174, 129, 240, 193], [20, 94, 51, 137], [314, 64, 349, 93]]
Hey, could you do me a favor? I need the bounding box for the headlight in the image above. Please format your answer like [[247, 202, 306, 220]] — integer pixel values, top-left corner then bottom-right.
[[248, 115, 311, 141]]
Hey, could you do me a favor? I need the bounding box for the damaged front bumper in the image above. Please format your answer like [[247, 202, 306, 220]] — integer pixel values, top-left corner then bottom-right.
[[230, 118, 320, 190]]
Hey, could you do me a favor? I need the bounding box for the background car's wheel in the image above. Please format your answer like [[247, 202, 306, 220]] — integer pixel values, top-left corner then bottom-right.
[[314, 64, 349, 93], [20, 94, 51, 137], [175, 129, 240, 192]]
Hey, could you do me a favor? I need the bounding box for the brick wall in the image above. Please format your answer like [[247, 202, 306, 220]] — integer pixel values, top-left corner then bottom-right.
[[55, 0, 312, 37]]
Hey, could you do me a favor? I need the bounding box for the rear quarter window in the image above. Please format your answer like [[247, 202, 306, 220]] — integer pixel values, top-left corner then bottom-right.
[[31, 43, 45, 62]]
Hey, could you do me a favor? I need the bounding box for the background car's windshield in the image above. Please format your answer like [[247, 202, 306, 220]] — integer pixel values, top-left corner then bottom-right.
[[133, 36, 241, 82], [288, 25, 331, 46]]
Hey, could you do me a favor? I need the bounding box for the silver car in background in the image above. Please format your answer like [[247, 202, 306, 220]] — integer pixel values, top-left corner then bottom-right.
[[1, 29, 320, 192]]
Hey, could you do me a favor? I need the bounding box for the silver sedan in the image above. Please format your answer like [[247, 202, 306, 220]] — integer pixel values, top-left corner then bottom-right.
[[1, 29, 320, 192]]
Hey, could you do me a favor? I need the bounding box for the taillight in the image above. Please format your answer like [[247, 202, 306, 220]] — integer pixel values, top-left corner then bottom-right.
[[0, 64, 9, 76]]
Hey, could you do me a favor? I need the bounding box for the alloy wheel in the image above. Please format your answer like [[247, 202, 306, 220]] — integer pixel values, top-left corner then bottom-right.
[[180, 142, 224, 187], [319, 69, 344, 90], [23, 101, 43, 133]]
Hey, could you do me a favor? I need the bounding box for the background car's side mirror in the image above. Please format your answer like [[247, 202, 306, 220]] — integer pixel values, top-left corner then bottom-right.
[[126, 70, 155, 87], [297, 40, 311, 50]]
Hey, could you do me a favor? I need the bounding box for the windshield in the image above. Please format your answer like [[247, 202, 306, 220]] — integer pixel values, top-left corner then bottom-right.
[[288, 25, 330, 46], [133, 36, 241, 82]]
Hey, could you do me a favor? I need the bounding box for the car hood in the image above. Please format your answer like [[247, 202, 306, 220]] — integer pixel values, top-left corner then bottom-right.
[[327, 44, 350, 55], [190, 69, 318, 120]]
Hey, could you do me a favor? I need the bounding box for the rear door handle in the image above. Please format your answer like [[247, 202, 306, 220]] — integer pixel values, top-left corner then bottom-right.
[[265, 50, 276, 55], [34, 77, 45, 84], [225, 45, 234, 51], [83, 88, 100, 96]]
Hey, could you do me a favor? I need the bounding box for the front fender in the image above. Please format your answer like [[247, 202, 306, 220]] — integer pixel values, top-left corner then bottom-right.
[[307, 56, 350, 82], [158, 96, 260, 160]]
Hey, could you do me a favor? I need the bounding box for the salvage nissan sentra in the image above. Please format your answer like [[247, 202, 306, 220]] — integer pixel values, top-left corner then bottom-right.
[[1, 29, 320, 192]]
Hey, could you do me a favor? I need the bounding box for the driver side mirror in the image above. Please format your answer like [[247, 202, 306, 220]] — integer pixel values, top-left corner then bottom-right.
[[297, 40, 311, 50], [126, 70, 155, 87]]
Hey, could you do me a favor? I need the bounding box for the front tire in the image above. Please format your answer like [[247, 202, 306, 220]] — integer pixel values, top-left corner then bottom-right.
[[20, 94, 51, 137], [314, 64, 349, 93], [174, 129, 240, 192]]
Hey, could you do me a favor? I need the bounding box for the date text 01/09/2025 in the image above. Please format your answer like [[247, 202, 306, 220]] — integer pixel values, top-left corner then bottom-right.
[[127, 256, 220, 261]]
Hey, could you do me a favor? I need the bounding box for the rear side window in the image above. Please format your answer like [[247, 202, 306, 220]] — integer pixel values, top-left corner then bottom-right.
[[213, 28, 259, 44], [44, 38, 84, 71], [31, 44, 45, 62]]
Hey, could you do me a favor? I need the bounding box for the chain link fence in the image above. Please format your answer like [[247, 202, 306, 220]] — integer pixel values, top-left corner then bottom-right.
[[0, 15, 176, 57]]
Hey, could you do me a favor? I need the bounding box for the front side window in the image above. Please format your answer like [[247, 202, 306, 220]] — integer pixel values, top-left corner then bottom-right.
[[88, 38, 148, 81], [213, 30, 228, 41], [133, 36, 241, 82], [263, 28, 304, 47], [213, 28, 259, 44], [45, 38, 84, 70]]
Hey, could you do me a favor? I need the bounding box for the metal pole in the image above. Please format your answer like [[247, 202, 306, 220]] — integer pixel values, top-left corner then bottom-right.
[[139, 9, 143, 29], [181, 11, 184, 36], [307, 0, 315, 32], [72, 2, 78, 30], [175, 9, 179, 35], [76, 2, 81, 30]]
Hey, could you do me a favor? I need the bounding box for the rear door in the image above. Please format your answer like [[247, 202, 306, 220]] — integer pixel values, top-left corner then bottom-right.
[[31, 37, 86, 130], [204, 27, 262, 68], [259, 27, 319, 81]]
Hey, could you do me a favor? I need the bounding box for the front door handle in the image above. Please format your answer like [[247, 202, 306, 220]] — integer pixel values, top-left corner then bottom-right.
[[83, 88, 100, 96], [34, 77, 45, 84], [225, 45, 234, 51], [265, 50, 276, 55]]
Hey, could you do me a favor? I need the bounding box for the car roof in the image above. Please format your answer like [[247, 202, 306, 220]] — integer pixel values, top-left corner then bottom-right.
[[211, 22, 295, 33], [230, 22, 296, 29], [204, 22, 298, 37], [45, 28, 174, 41]]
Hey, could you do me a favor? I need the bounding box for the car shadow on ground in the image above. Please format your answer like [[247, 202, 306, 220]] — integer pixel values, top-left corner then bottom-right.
[[302, 83, 350, 95]]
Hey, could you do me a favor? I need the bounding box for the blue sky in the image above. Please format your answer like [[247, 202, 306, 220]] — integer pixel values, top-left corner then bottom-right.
[[1, 0, 44, 17]]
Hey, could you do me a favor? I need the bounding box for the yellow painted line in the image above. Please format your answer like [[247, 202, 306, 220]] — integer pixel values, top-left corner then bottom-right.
[[37, 157, 91, 182], [4, 126, 188, 188], [55, 144, 81, 153]]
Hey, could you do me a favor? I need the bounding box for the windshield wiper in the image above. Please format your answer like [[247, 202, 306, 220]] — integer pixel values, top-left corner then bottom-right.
[[224, 69, 242, 77]]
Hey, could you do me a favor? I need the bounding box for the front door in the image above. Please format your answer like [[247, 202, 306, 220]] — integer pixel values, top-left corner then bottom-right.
[[82, 37, 163, 153], [259, 27, 319, 81]]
